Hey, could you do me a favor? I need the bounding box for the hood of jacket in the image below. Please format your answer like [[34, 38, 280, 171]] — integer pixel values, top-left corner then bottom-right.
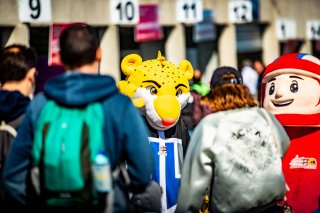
[[0, 90, 30, 122], [44, 72, 118, 107]]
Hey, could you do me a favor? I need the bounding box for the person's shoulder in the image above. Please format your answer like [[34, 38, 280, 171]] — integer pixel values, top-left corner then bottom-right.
[[30, 92, 46, 105], [226, 107, 260, 115], [100, 91, 136, 114], [242, 66, 255, 73], [103, 90, 131, 104], [200, 110, 224, 125], [27, 92, 48, 114], [203, 107, 257, 120]]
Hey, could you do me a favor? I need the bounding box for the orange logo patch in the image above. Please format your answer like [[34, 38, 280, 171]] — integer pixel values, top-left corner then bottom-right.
[[289, 155, 317, 169]]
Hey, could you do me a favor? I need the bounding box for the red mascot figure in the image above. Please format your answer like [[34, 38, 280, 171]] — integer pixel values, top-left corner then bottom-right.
[[262, 53, 320, 213]]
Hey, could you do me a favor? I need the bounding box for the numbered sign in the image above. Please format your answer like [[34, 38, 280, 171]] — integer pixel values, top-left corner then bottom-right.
[[228, 0, 252, 23], [306, 20, 320, 40], [17, 0, 52, 22], [176, 0, 203, 23], [110, 0, 139, 25], [276, 19, 297, 40]]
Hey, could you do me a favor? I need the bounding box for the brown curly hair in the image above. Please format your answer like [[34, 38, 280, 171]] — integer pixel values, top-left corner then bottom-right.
[[200, 80, 258, 113]]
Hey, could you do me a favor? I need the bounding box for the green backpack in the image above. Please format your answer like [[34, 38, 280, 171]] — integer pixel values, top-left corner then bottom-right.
[[32, 100, 105, 208]]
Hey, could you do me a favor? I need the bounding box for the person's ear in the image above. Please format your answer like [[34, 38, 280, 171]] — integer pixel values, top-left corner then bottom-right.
[[96, 48, 102, 62], [26, 67, 36, 84], [27, 67, 36, 80], [25, 67, 36, 98], [58, 51, 66, 67]]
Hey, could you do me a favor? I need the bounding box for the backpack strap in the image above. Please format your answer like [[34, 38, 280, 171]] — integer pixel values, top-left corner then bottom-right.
[[0, 121, 17, 137], [0, 115, 24, 137]]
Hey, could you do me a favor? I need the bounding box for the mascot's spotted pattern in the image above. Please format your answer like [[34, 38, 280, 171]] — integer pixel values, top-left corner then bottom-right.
[[118, 51, 193, 212]]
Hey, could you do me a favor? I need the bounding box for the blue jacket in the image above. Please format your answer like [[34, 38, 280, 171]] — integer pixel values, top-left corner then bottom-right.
[[0, 90, 30, 122], [2, 72, 154, 205]]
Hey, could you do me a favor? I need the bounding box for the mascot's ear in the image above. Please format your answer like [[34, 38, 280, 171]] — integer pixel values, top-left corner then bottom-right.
[[179, 60, 194, 80], [121, 54, 142, 76]]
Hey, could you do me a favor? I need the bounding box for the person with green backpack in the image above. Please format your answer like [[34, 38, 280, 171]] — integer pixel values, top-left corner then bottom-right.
[[2, 23, 155, 213]]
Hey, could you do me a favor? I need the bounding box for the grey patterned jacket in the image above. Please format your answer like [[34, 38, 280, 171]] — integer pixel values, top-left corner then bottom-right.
[[176, 107, 290, 213]]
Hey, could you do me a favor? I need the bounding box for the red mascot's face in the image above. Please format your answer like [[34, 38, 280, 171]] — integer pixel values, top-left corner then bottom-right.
[[264, 73, 320, 114], [262, 53, 320, 115]]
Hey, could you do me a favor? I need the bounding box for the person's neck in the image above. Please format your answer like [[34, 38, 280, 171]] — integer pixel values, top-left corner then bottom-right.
[[2, 81, 29, 97], [70, 61, 99, 74]]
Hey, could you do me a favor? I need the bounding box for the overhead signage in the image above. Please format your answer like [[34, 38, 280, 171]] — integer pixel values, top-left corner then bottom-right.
[[17, 0, 52, 23], [110, 0, 139, 25], [48, 23, 72, 66], [276, 19, 297, 40], [176, 0, 203, 23], [306, 20, 320, 40], [135, 4, 163, 42], [228, 0, 252, 23], [193, 9, 216, 43]]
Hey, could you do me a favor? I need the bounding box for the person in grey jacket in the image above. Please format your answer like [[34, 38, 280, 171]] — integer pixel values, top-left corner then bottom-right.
[[176, 66, 290, 213]]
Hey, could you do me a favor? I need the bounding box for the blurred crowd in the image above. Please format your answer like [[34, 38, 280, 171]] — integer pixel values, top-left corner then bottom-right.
[[1, 23, 320, 213]]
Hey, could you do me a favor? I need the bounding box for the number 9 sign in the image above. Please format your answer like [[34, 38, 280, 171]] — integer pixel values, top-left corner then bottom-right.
[[110, 0, 139, 25], [17, 0, 52, 22]]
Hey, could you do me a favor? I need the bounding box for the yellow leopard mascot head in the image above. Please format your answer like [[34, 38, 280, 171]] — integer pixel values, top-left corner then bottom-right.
[[117, 51, 194, 130]]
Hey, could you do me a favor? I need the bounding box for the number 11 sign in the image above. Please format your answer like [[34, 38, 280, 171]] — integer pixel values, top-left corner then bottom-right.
[[176, 0, 203, 23], [110, 0, 139, 25]]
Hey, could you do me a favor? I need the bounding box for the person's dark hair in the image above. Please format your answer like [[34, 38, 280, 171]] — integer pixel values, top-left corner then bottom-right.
[[59, 23, 99, 69], [0, 44, 37, 85]]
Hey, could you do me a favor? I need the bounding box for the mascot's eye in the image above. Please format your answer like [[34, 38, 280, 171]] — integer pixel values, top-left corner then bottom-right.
[[176, 88, 182, 97], [269, 83, 275, 95], [290, 81, 298, 93], [147, 86, 157, 95]]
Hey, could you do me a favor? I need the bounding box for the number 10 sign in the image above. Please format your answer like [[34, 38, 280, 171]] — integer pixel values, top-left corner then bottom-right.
[[110, 0, 139, 25]]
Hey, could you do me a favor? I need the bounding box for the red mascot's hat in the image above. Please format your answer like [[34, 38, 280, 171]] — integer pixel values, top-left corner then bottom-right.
[[262, 53, 320, 82]]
